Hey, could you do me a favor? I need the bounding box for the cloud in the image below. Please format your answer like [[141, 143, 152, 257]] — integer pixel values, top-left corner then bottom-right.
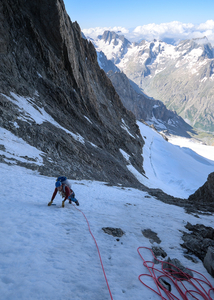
[[197, 20, 214, 31], [82, 26, 129, 40], [195, 20, 214, 45], [83, 20, 214, 46], [131, 21, 195, 41]]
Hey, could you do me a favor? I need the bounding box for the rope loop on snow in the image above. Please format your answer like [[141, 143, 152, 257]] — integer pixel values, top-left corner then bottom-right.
[[137, 247, 214, 300], [73, 204, 114, 300]]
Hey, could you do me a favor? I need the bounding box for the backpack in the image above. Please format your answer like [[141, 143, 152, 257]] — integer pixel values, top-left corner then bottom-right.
[[56, 176, 71, 189]]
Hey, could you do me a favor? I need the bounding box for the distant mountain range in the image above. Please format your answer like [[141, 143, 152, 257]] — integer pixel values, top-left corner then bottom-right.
[[89, 31, 214, 142]]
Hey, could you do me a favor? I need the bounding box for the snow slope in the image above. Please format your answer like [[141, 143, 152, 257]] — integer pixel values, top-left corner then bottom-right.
[[0, 164, 214, 300], [0, 121, 214, 300], [169, 135, 214, 162], [134, 122, 214, 198]]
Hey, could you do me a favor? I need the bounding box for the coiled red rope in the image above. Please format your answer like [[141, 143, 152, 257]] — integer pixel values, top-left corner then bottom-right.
[[137, 247, 214, 300], [73, 204, 114, 300]]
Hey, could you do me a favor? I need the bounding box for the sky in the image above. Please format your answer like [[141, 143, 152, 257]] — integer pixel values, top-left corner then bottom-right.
[[63, 0, 214, 44], [1, 115, 214, 299], [64, 0, 214, 29]]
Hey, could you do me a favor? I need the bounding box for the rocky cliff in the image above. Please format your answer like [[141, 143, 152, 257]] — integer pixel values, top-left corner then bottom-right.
[[0, 0, 145, 187]]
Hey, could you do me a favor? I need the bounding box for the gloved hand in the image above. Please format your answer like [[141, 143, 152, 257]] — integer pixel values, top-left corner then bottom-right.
[[48, 200, 53, 206]]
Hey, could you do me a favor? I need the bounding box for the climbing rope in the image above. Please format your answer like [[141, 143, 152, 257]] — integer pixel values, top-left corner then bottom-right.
[[72, 204, 114, 300], [71, 202, 214, 300], [137, 247, 214, 300]]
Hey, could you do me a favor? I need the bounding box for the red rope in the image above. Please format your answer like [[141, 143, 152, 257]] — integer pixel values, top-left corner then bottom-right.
[[137, 247, 214, 300], [73, 204, 114, 300]]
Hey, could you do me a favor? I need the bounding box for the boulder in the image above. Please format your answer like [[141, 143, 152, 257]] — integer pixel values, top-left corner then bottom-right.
[[102, 227, 125, 237], [181, 222, 214, 262], [163, 257, 193, 280], [203, 246, 214, 277]]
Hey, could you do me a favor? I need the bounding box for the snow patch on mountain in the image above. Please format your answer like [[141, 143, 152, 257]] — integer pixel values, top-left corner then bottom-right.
[[0, 127, 44, 166], [2, 92, 85, 145], [90, 34, 214, 83]]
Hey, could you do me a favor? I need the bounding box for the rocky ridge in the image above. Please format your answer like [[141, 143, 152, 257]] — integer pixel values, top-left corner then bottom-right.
[[188, 172, 214, 204], [0, 0, 145, 187]]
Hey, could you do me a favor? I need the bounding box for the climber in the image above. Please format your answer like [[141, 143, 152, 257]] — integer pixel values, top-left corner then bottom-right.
[[48, 179, 79, 207]]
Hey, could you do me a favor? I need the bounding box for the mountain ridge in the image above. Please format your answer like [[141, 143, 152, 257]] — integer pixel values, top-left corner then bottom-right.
[[91, 30, 214, 137], [93, 33, 196, 138]]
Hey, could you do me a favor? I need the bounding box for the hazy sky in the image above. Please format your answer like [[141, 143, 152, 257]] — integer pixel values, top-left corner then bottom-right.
[[64, 0, 214, 29]]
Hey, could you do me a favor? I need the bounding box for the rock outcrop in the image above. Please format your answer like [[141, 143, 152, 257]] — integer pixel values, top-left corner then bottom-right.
[[204, 246, 214, 277], [181, 222, 214, 277], [0, 0, 145, 187], [188, 172, 214, 204], [181, 222, 214, 261], [102, 227, 125, 237]]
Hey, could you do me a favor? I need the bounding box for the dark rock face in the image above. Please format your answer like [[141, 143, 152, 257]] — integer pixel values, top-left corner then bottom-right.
[[97, 51, 120, 73], [181, 222, 214, 261], [181, 222, 214, 277], [0, 0, 145, 186], [204, 246, 214, 277], [188, 172, 214, 204]]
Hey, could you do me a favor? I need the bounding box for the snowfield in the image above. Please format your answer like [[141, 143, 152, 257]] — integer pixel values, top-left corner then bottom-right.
[[0, 121, 214, 300], [134, 121, 214, 199]]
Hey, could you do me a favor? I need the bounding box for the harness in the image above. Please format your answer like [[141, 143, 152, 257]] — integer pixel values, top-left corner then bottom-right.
[[58, 184, 72, 198]]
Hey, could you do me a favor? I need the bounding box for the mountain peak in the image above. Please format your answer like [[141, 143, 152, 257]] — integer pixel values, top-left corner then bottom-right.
[[193, 36, 209, 44], [98, 30, 119, 42], [98, 30, 131, 47]]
